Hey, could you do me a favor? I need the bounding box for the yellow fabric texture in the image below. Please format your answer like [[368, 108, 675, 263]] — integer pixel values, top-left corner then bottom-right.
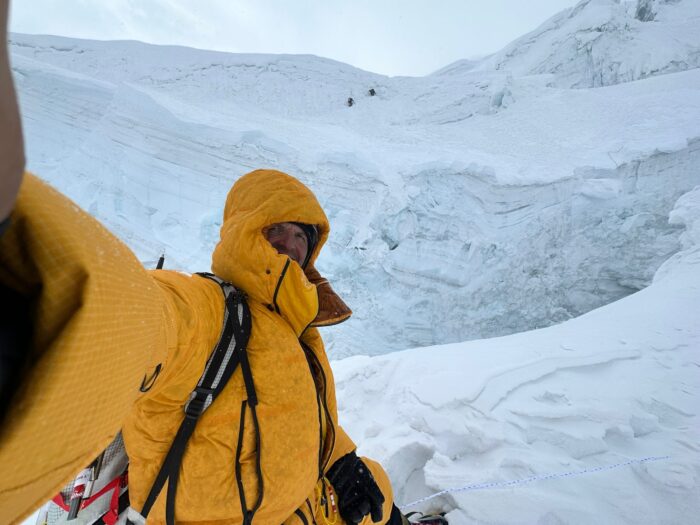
[[0, 174, 167, 525], [0, 169, 395, 525]]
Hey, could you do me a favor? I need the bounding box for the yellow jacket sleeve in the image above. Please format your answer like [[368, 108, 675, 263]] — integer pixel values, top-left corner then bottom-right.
[[0, 174, 167, 525]]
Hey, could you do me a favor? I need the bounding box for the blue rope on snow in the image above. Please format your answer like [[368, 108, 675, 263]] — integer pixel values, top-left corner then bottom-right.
[[401, 455, 671, 509]]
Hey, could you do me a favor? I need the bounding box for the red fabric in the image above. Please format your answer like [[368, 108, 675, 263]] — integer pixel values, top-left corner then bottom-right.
[[51, 472, 126, 517]]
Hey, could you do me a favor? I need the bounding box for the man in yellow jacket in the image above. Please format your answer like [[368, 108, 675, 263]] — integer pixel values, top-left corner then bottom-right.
[[120, 167, 397, 525], [0, 2, 409, 523], [2, 165, 405, 525]]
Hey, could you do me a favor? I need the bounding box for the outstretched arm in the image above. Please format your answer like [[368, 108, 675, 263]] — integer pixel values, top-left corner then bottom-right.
[[0, 0, 25, 226]]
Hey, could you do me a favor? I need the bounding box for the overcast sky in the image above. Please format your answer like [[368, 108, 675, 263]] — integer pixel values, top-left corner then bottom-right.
[[10, 0, 581, 77]]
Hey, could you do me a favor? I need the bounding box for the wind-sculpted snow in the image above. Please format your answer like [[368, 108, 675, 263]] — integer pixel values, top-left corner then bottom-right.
[[460, 0, 700, 88], [334, 187, 700, 523]]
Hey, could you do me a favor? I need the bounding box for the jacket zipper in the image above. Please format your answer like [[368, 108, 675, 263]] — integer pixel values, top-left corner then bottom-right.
[[272, 259, 291, 313], [300, 342, 336, 474]]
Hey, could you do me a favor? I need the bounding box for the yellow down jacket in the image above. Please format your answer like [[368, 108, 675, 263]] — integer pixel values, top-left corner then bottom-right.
[[0, 170, 393, 525]]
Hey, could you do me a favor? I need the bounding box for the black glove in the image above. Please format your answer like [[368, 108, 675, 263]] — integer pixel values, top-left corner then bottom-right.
[[326, 451, 385, 524]]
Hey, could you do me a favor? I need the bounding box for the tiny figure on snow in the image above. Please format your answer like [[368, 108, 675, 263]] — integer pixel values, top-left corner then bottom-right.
[[347, 97, 354, 107], [368, 88, 376, 96]]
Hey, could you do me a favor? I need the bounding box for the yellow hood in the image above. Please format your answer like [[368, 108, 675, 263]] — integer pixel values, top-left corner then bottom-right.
[[212, 169, 330, 335]]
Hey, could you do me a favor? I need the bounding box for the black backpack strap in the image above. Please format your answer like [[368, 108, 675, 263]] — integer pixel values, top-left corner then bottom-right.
[[137, 273, 252, 525], [201, 274, 264, 525], [237, 319, 263, 525]]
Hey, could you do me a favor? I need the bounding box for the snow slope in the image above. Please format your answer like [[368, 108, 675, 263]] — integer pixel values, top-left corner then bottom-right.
[[11, 1, 700, 522]]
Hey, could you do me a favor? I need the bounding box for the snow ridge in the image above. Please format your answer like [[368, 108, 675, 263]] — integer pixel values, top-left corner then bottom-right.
[[468, 0, 700, 88]]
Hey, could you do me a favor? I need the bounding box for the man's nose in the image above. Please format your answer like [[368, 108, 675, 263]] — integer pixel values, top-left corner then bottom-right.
[[273, 232, 293, 251]]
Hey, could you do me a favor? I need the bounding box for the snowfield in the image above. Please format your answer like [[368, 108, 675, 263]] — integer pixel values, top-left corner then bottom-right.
[[12, 0, 700, 523]]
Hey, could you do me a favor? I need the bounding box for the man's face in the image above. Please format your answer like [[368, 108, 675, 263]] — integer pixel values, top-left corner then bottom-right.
[[263, 222, 309, 266]]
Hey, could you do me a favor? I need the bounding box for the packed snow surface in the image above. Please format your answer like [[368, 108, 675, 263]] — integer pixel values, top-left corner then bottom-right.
[[11, 0, 700, 523]]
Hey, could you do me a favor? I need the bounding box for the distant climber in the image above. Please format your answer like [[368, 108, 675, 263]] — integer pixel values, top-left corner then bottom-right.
[[368, 88, 376, 96], [347, 96, 355, 107]]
